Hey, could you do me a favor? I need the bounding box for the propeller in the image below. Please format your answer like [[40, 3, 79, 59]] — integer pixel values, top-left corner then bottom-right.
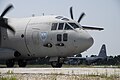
[[70, 7, 85, 23], [0, 4, 15, 33], [69, 7, 104, 31], [77, 12, 85, 23], [70, 7, 74, 20]]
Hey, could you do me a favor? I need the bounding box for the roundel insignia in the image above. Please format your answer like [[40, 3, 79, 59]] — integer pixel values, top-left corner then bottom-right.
[[40, 32, 47, 41]]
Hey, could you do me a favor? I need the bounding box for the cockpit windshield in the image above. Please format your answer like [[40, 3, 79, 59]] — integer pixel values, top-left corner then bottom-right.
[[68, 23, 80, 29], [51, 22, 81, 31]]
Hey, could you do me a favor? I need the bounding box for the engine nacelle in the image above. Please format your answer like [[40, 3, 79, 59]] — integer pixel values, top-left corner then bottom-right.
[[0, 48, 16, 60]]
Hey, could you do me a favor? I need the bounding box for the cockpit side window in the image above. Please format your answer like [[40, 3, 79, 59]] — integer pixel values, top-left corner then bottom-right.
[[64, 23, 73, 30], [58, 23, 64, 30], [69, 23, 79, 29], [51, 23, 57, 30]]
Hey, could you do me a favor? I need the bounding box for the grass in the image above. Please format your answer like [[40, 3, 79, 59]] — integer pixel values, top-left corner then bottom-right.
[[87, 74, 120, 80], [0, 72, 119, 80], [0, 64, 119, 80], [6, 70, 14, 74], [0, 76, 17, 80]]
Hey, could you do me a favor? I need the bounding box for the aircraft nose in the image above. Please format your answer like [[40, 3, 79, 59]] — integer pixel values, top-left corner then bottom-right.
[[79, 32, 94, 51], [87, 37, 94, 48]]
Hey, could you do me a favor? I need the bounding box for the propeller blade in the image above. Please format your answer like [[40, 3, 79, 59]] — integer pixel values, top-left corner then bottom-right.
[[0, 19, 15, 33], [0, 4, 15, 33], [70, 7, 74, 19], [5, 23, 15, 33], [0, 4, 14, 18], [82, 25, 104, 31], [78, 12, 85, 23]]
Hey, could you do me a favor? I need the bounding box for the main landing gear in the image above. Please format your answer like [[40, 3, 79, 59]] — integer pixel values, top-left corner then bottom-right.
[[18, 60, 27, 67], [6, 59, 27, 67], [6, 59, 15, 67]]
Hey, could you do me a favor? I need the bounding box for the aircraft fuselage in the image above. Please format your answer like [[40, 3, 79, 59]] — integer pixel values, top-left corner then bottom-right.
[[0, 15, 94, 60]]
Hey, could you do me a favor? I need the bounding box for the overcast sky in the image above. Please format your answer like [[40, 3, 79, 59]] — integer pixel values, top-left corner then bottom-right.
[[0, 0, 120, 57]]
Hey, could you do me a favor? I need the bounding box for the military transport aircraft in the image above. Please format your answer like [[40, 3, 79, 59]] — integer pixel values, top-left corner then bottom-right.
[[67, 44, 107, 65], [0, 4, 103, 68]]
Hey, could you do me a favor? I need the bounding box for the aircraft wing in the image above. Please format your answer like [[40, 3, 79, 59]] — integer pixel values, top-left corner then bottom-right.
[[82, 25, 104, 31]]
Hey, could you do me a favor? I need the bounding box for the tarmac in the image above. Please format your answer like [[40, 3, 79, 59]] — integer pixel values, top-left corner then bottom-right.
[[0, 68, 120, 76]]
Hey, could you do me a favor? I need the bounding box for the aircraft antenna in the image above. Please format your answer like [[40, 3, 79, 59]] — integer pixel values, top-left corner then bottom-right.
[[42, 13, 44, 16], [32, 14, 35, 17]]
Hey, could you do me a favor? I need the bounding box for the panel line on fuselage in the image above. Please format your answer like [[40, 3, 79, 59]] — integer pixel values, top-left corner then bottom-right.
[[24, 19, 31, 56]]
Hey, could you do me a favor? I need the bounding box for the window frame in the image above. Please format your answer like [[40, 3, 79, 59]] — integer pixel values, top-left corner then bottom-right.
[[68, 22, 80, 29], [63, 33, 68, 41], [51, 23, 58, 30], [58, 23, 64, 30], [57, 34, 62, 41], [64, 23, 74, 30]]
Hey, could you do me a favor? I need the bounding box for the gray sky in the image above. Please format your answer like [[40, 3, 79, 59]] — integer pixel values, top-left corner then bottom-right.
[[0, 0, 120, 57]]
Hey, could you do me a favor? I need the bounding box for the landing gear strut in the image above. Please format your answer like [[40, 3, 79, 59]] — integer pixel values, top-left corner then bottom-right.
[[18, 60, 27, 67], [51, 61, 62, 68], [50, 57, 64, 68], [6, 59, 15, 67]]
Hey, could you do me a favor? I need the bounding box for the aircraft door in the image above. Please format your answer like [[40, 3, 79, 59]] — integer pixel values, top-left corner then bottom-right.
[[26, 22, 57, 57], [25, 26, 40, 56]]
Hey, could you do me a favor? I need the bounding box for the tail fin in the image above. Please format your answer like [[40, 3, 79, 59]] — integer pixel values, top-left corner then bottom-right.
[[98, 44, 107, 57]]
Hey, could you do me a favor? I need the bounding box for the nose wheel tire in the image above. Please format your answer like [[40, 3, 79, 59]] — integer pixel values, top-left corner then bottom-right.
[[6, 59, 15, 67], [18, 60, 27, 67], [51, 61, 62, 68]]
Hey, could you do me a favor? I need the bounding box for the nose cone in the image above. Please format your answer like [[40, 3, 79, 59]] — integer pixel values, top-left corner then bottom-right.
[[78, 31, 94, 53], [82, 35, 94, 50], [87, 37, 94, 48]]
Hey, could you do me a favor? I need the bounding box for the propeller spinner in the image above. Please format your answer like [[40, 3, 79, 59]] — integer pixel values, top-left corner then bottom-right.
[[0, 4, 15, 33]]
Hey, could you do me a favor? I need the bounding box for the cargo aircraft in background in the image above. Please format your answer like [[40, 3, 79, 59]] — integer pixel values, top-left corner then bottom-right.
[[67, 44, 107, 65], [0, 4, 103, 68]]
